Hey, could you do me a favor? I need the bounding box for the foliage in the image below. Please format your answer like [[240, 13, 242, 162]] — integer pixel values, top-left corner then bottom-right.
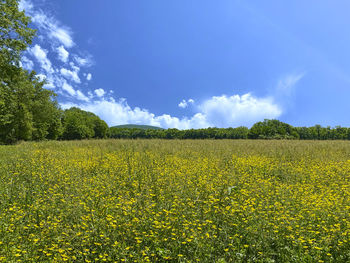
[[248, 119, 299, 139], [0, 0, 36, 69], [0, 140, 349, 262], [0, 69, 62, 144], [109, 126, 250, 140], [109, 121, 350, 141], [111, 124, 163, 130], [0, 0, 62, 144], [61, 107, 108, 140]]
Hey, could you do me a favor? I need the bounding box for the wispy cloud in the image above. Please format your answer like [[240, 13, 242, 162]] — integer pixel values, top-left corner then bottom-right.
[[60, 67, 81, 84], [62, 81, 76, 96], [76, 90, 90, 102], [56, 45, 69, 63], [21, 56, 34, 71], [20, 0, 93, 101], [274, 72, 305, 110], [74, 55, 93, 67], [276, 72, 305, 97], [20, 2, 74, 48], [28, 44, 54, 74]]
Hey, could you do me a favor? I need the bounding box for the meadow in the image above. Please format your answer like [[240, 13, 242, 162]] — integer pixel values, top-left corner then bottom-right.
[[0, 140, 349, 262]]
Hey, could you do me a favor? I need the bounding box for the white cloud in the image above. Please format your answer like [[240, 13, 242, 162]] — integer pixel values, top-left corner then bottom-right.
[[49, 27, 74, 48], [94, 88, 105, 97], [60, 98, 202, 129], [56, 45, 69, 63], [19, 0, 33, 14], [21, 56, 34, 70], [178, 100, 188, 109], [199, 94, 281, 128], [60, 93, 282, 129], [36, 74, 46, 82], [44, 82, 55, 89], [21, 1, 74, 48], [74, 55, 93, 67], [29, 44, 54, 74], [20, 0, 95, 99], [178, 98, 195, 109], [276, 72, 305, 97], [76, 90, 90, 102], [274, 72, 305, 109], [61, 82, 89, 101], [60, 67, 81, 83], [62, 81, 76, 96]]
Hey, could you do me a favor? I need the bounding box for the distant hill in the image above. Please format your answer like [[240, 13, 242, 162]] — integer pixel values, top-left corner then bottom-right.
[[111, 124, 164, 130]]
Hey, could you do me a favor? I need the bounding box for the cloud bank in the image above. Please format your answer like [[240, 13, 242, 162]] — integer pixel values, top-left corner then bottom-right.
[[61, 93, 282, 129]]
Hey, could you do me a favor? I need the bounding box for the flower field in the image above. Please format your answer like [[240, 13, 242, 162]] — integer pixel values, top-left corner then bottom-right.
[[0, 140, 349, 262]]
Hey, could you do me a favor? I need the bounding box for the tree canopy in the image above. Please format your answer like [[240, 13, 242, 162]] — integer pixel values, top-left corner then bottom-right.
[[61, 107, 109, 140], [0, 0, 35, 72], [0, 0, 62, 144]]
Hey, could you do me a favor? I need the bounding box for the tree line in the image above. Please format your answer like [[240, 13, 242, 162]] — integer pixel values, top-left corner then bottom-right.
[[109, 120, 350, 140]]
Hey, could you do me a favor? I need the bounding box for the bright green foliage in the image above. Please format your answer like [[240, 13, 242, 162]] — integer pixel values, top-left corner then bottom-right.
[[0, 0, 62, 144], [248, 119, 299, 139], [111, 124, 163, 130], [0, 68, 62, 143], [0, 0, 35, 69], [61, 107, 109, 140]]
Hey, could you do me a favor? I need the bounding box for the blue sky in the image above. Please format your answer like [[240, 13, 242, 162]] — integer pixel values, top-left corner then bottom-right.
[[19, 0, 350, 128]]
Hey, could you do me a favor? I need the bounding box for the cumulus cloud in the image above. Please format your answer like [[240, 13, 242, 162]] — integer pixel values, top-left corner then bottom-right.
[[61, 98, 206, 129], [199, 94, 281, 128], [94, 88, 105, 97], [178, 98, 195, 109], [28, 45, 54, 74], [61, 93, 282, 129], [60, 67, 81, 84], [56, 45, 69, 63], [86, 73, 92, 81]]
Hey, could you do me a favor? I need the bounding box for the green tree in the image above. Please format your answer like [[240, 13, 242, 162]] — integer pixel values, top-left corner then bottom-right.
[[248, 119, 298, 139], [62, 108, 108, 140], [0, 0, 62, 143], [0, 0, 35, 73]]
